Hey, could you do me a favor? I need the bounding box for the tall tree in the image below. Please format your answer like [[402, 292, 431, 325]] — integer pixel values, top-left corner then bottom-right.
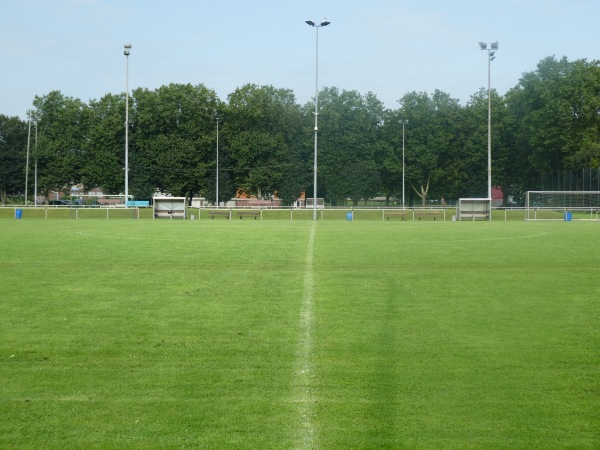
[[459, 88, 512, 199], [33, 91, 90, 202], [397, 90, 461, 206], [0, 115, 28, 204], [224, 84, 305, 204], [84, 93, 126, 194], [506, 56, 600, 188], [316, 88, 385, 205], [131, 83, 221, 201]]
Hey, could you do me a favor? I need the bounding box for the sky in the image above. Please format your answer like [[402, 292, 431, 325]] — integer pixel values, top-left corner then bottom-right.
[[1, 0, 599, 120]]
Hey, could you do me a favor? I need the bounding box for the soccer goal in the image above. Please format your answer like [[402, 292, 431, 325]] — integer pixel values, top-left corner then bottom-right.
[[525, 191, 600, 221], [305, 198, 325, 209]]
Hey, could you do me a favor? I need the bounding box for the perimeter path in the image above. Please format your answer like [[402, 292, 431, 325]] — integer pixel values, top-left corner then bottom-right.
[[294, 221, 317, 448]]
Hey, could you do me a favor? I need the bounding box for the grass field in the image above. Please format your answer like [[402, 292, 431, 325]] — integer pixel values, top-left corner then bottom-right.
[[1, 219, 599, 448]]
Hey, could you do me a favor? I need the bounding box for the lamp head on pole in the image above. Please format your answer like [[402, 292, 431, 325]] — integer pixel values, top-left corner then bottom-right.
[[306, 19, 331, 28], [479, 41, 499, 60], [124, 44, 132, 56]]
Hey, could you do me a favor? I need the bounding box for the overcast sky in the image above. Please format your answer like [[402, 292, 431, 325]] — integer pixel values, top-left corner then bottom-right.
[[1, 0, 598, 119]]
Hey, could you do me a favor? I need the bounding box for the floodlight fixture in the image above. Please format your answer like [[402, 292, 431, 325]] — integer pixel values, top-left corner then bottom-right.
[[491, 41, 498, 50], [479, 42, 487, 50]]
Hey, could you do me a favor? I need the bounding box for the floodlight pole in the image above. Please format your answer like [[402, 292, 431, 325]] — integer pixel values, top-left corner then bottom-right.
[[479, 41, 498, 203], [306, 19, 330, 220], [400, 119, 408, 209], [25, 110, 32, 206], [216, 118, 220, 207], [124, 44, 132, 207], [34, 121, 38, 207]]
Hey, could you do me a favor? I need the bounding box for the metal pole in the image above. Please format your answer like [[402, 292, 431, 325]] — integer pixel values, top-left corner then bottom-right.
[[306, 20, 329, 220], [487, 52, 492, 202], [401, 120, 407, 209], [25, 110, 31, 206], [34, 122, 37, 207], [480, 41, 497, 219], [124, 44, 131, 207], [216, 119, 219, 207], [313, 26, 319, 221]]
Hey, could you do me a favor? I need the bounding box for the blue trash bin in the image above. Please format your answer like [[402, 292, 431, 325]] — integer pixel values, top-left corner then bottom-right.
[[564, 211, 572, 221], [346, 211, 353, 221], [15, 209, 22, 219]]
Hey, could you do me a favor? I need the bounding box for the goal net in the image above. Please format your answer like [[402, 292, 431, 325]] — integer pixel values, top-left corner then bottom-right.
[[305, 198, 325, 209], [525, 191, 600, 221]]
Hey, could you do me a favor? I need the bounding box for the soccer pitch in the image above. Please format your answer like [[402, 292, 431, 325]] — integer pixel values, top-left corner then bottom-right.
[[1, 220, 598, 448]]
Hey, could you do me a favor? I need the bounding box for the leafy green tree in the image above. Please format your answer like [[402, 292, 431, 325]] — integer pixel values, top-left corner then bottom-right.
[[33, 91, 90, 202], [459, 88, 512, 199], [376, 110, 408, 206], [0, 114, 28, 204], [505, 56, 600, 190], [131, 83, 221, 201], [316, 88, 385, 205], [224, 84, 305, 204], [83, 93, 126, 194], [397, 90, 462, 206]]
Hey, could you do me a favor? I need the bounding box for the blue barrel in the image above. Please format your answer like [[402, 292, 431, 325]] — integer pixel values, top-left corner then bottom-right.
[[346, 211, 353, 221], [15, 209, 22, 219], [564, 211, 572, 221]]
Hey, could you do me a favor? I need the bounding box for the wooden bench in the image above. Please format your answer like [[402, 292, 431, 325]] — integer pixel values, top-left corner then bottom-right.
[[415, 211, 437, 221], [237, 211, 260, 220], [209, 211, 230, 219], [384, 212, 407, 221]]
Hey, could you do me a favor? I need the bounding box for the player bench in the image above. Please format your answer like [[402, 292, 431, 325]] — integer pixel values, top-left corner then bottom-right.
[[384, 211, 408, 221], [415, 211, 437, 221], [460, 212, 489, 221], [209, 211, 230, 219], [237, 211, 260, 220], [154, 210, 185, 219]]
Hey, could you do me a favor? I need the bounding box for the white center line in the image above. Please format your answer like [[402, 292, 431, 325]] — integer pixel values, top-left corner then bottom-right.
[[295, 222, 316, 448]]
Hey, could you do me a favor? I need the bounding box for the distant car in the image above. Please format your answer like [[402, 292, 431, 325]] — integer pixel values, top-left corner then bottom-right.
[[48, 200, 70, 206]]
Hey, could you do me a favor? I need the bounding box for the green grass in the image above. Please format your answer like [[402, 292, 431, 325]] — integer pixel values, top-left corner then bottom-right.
[[1, 220, 598, 448]]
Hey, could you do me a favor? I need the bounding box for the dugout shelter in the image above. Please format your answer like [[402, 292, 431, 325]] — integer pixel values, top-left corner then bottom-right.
[[153, 197, 187, 219], [456, 198, 491, 221]]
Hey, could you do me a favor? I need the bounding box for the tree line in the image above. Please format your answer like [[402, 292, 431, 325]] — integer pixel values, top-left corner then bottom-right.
[[1, 55, 599, 206]]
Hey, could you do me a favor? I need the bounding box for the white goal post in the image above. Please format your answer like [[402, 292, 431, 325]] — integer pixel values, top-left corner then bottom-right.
[[525, 191, 600, 221], [305, 198, 325, 209]]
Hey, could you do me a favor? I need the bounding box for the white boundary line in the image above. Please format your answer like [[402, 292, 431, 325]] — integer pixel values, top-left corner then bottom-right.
[[295, 222, 316, 448]]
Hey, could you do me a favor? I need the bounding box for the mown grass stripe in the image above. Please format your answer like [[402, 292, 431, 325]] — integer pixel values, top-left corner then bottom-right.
[[295, 222, 316, 448]]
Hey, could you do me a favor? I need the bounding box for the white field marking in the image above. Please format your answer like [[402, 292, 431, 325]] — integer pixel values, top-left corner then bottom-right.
[[295, 222, 316, 449], [447, 231, 551, 243]]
